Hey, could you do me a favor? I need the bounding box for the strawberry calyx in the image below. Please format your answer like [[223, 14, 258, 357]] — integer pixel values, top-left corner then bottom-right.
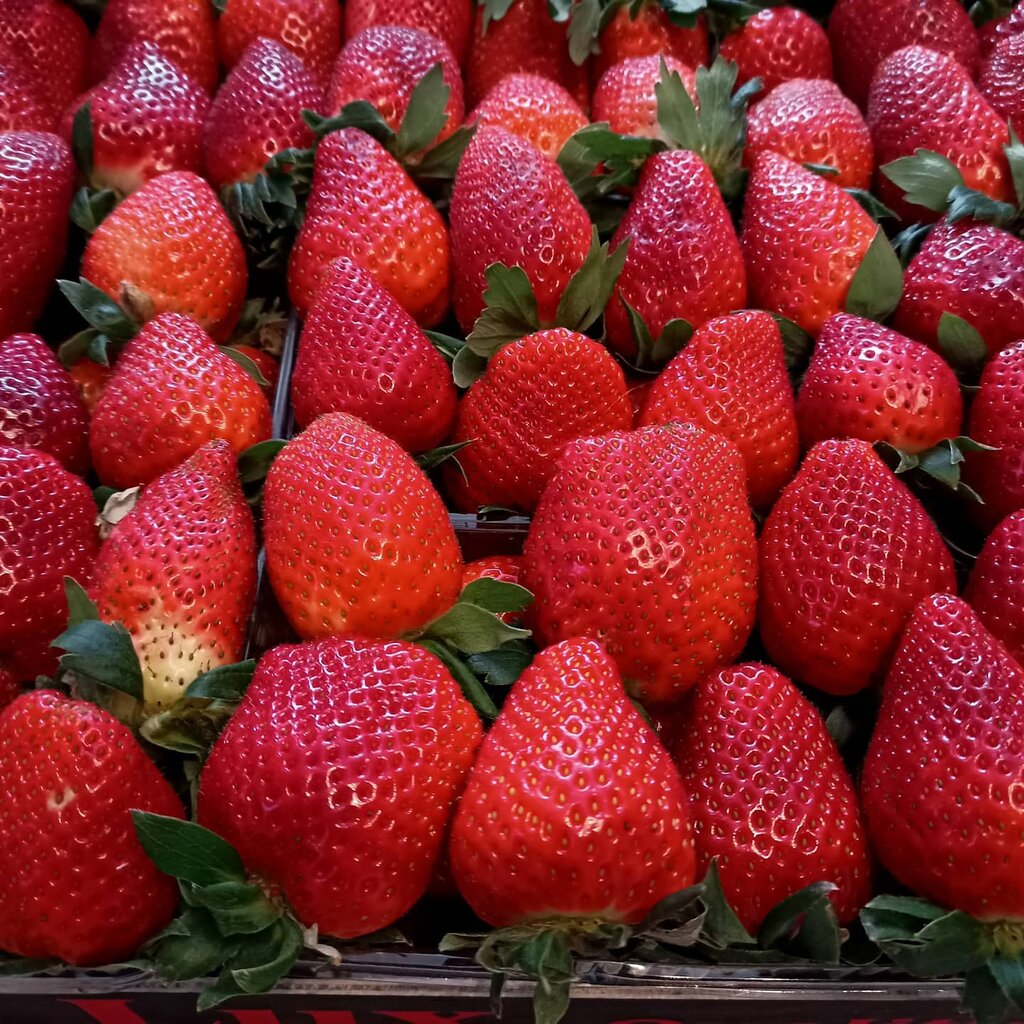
[[843, 228, 905, 324], [875, 435, 999, 503], [237, 438, 288, 505], [68, 100, 122, 233], [56, 277, 141, 369], [617, 295, 693, 373], [937, 311, 991, 380]]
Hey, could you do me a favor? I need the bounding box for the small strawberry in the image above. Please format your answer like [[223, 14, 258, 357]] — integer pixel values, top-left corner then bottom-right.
[[966, 510, 1024, 666], [592, 54, 697, 138], [978, 33, 1024, 134], [0, 58, 52, 132], [0, 665, 18, 710], [595, 2, 709, 80], [69, 359, 114, 415], [345, 0, 473, 60], [228, 344, 279, 397], [462, 555, 522, 590]]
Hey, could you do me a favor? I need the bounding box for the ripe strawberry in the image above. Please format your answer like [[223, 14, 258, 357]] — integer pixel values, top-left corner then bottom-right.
[[605, 150, 746, 362], [450, 638, 696, 926], [0, 58, 52, 132], [199, 635, 482, 937], [861, 593, 1024, 920], [345, 0, 472, 60], [979, 1, 1024, 56], [228, 344, 279, 397], [796, 313, 962, 453], [0, 332, 89, 474], [449, 126, 590, 333], [263, 412, 463, 640], [0, 131, 73, 338], [444, 329, 633, 514], [592, 54, 697, 138], [462, 555, 521, 589], [522, 423, 758, 705], [595, 2, 709, 80], [978, 33, 1024, 133], [288, 128, 451, 326], [0, 446, 99, 682], [827, 0, 979, 109], [290, 256, 456, 452], [966, 510, 1024, 666], [745, 77, 873, 190], [760, 439, 956, 696], [718, 7, 833, 96], [469, 73, 588, 160], [89, 313, 272, 489], [673, 662, 873, 933], [82, 170, 248, 343], [741, 151, 877, 336], [0, 665, 18, 710], [69, 359, 114, 415], [640, 311, 799, 509], [203, 37, 322, 189]]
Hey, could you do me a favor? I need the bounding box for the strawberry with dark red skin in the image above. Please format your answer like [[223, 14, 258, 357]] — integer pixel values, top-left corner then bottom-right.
[[796, 313, 963, 454], [595, 2, 709, 80], [450, 638, 696, 927], [443, 329, 633, 514], [229, 345, 279, 398], [0, 333, 90, 474], [979, 1, 1024, 56], [978, 34, 1024, 133], [760, 439, 956, 697], [718, 7, 833, 96], [673, 662, 873, 934], [203, 38, 322, 190], [522, 423, 758, 705], [69, 360, 113, 415], [82, 170, 248, 343], [288, 128, 451, 326], [0, 666, 18, 710], [827, 0, 979, 109], [966, 511, 1024, 666], [264, 412, 463, 640], [741, 151, 877, 336], [89, 313, 272, 489], [745, 77, 873, 190], [0, 690, 184, 965], [592, 54, 697, 138], [345, 0, 472, 61], [290, 257, 456, 452], [0, 446, 99, 682], [640, 311, 799, 509], [0, 59, 52, 132], [450, 126, 590, 333]]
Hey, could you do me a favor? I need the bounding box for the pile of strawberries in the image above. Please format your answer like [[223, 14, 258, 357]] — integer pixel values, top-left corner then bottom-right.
[[0, 0, 1023, 1021]]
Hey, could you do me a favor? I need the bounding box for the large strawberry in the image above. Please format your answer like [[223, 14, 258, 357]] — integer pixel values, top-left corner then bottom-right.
[[199, 635, 482, 937], [592, 54, 697, 138], [345, 0, 471, 59], [966, 510, 1024, 666], [0, 58, 52, 132], [288, 128, 450, 325], [522, 423, 758, 705], [290, 256, 456, 452], [595, 2, 708, 79], [979, 33, 1024, 132]]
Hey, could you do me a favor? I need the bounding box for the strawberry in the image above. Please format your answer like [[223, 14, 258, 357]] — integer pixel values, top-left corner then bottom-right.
[[745, 77, 873, 190], [0, 665, 18, 710], [827, 0, 979, 109], [290, 256, 456, 452], [718, 7, 833, 96], [263, 412, 463, 640], [450, 637, 696, 925], [796, 313, 963, 454], [228, 344, 279, 397], [203, 37, 322, 190], [640, 310, 799, 509], [81, 170, 248, 343], [0, 131, 73, 338], [760, 439, 956, 696], [978, 33, 1024, 134], [0, 446, 99, 682], [605, 150, 747, 362], [450, 126, 590, 333], [444, 328, 633, 514], [198, 635, 482, 937], [966, 510, 1024, 666], [462, 555, 522, 590], [469, 73, 588, 161], [69, 359, 114, 415], [345, 0, 473, 61], [89, 313, 272, 489], [0, 332, 89, 474], [672, 662, 873, 933], [741, 151, 877, 336], [522, 423, 758, 705], [595, 2, 709, 80], [979, 1, 1024, 56], [0, 57, 52, 132], [288, 128, 451, 325], [592, 54, 697, 138], [0, 690, 184, 964]]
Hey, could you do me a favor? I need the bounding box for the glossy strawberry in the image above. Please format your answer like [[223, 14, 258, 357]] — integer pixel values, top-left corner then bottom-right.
[[966, 511, 1024, 666], [595, 2, 709, 80], [345, 0, 472, 59], [980, 1, 1024, 56], [69, 359, 114, 415], [592, 54, 697, 138], [462, 555, 522, 589], [978, 33, 1024, 133], [228, 345, 279, 397], [0, 58, 52, 132]]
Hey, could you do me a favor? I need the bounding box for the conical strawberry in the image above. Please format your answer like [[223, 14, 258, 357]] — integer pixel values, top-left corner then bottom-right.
[[592, 54, 697, 138], [979, 33, 1024, 132], [0, 57, 52, 132], [346, 0, 471, 58], [966, 510, 1024, 666], [595, 2, 708, 79]]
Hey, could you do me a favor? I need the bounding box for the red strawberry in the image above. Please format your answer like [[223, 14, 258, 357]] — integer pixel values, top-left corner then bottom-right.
[[0, 446, 99, 682], [595, 2, 709, 80], [345, 0, 472, 60], [861, 593, 1024, 920], [640, 310, 799, 509], [0, 690, 184, 965], [263, 412, 463, 640], [0, 665, 18, 710], [290, 256, 456, 452], [760, 439, 956, 696], [745, 77, 873, 190], [966, 510, 1024, 666], [228, 344, 279, 397], [89, 313, 272, 489], [69, 359, 114, 415], [741, 151, 877, 336], [444, 328, 633, 514], [979, 1, 1024, 56], [522, 423, 759, 705], [978, 33, 1024, 133], [449, 125, 590, 333], [827, 0, 979, 109], [605, 150, 747, 362], [288, 128, 451, 326], [796, 313, 963, 453], [592, 54, 697, 138], [203, 37, 322, 189], [0, 332, 89, 474], [450, 638, 696, 926], [0, 131, 73, 338], [82, 170, 248, 343], [673, 662, 873, 933], [0, 58, 52, 132], [462, 554, 521, 589], [718, 7, 833, 96]]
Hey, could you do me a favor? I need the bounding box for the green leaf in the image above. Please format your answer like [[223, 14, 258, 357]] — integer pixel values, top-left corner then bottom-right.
[[70, 186, 118, 233], [63, 577, 99, 627], [656, 55, 701, 154], [989, 955, 1024, 1014], [71, 101, 94, 179], [393, 63, 451, 161], [304, 103, 395, 146], [964, 961, 1022, 1024], [660, 0, 708, 24], [554, 227, 630, 333], [620, 295, 693, 372], [237, 439, 287, 486], [0, 957, 59, 976], [140, 703, 231, 757], [57, 278, 139, 339], [52, 617, 144, 700], [417, 638, 500, 720], [804, 162, 840, 176], [566, 0, 602, 64], [413, 123, 476, 180], [220, 346, 270, 386], [227, 916, 303, 995], [557, 123, 664, 201], [452, 345, 490, 388], [946, 184, 1018, 227], [425, 329, 466, 365], [481, 0, 516, 31], [190, 880, 282, 937], [769, 313, 814, 375], [844, 229, 903, 323], [131, 811, 247, 886], [846, 188, 897, 223], [882, 149, 964, 213], [465, 263, 541, 357], [699, 860, 757, 949], [419, 602, 531, 655], [58, 327, 102, 369], [1004, 125, 1024, 209], [416, 439, 474, 472], [758, 883, 841, 963], [150, 907, 233, 981], [466, 644, 534, 687], [892, 222, 932, 267], [185, 660, 256, 702], [937, 311, 989, 374], [459, 578, 534, 614]]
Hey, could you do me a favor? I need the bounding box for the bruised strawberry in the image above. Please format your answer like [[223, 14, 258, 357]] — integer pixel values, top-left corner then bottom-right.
[[0, 58, 52, 132], [978, 33, 1024, 133], [345, 0, 472, 60], [966, 510, 1024, 666], [592, 54, 697, 138], [595, 2, 709, 80]]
